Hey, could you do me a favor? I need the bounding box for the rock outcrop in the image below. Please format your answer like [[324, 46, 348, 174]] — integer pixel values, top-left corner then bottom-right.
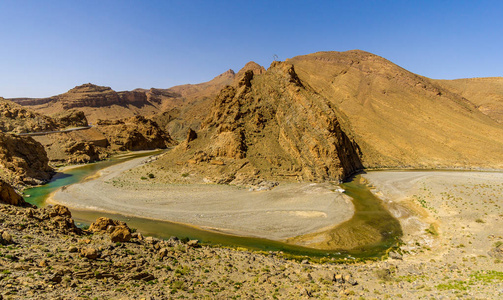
[[89, 217, 132, 242], [0, 180, 31, 207], [0, 98, 59, 133], [0, 132, 53, 187], [96, 116, 176, 151], [160, 60, 363, 183], [52, 109, 89, 127]]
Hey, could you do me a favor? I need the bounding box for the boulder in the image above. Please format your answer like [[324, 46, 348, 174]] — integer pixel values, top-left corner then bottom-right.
[[110, 225, 132, 243], [80, 247, 99, 260], [187, 240, 200, 248], [89, 217, 132, 243], [49, 204, 72, 218], [0, 180, 31, 207], [0, 231, 13, 245]]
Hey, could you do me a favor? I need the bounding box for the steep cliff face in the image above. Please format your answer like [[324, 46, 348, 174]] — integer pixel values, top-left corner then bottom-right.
[[160, 61, 363, 183], [0, 133, 53, 187]]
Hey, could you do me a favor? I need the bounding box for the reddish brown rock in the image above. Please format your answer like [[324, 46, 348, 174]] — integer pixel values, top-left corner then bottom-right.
[[49, 204, 72, 218], [89, 217, 132, 242], [110, 225, 132, 243], [0, 180, 30, 207], [0, 133, 54, 187]]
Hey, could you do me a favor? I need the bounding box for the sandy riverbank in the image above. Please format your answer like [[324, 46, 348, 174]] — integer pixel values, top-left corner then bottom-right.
[[49, 155, 354, 241], [362, 170, 503, 264], [15, 169, 503, 298]]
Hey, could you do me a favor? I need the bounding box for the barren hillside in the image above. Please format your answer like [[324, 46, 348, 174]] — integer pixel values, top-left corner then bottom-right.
[[287, 50, 503, 170], [434, 77, 503, 123]]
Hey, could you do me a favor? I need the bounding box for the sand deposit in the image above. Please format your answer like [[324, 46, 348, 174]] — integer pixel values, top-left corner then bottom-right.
[[50, 155, 354, 241]]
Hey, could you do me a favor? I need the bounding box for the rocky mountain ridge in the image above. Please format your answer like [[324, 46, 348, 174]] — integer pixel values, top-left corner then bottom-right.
[[6, 50, 503, 182], [156, 61, 363, 184]]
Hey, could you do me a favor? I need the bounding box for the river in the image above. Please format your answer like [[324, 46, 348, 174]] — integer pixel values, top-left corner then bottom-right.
[[24, 150, 402, 260]]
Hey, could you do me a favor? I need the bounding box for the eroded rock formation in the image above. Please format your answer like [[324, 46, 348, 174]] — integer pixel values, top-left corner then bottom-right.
[[160, 60, 363, 183], [0, 180, 31, 207], [96, 116, 176, 151], [0, 133, 53, 187], [0, 98, 59, 133], [52, 109, 89, 127]]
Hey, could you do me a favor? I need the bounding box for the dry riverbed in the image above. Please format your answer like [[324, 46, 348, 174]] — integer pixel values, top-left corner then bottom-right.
[[49, 155, 354, 242]]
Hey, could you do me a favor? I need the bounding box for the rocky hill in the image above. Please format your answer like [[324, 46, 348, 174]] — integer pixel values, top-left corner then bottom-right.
[[0, 98, 59, 133], [95, 115, 176, 152], [156, 61, 363, 184], [434, 77, 503, 123], [31, 116, 176, 164], [0, 133, 53, 187]]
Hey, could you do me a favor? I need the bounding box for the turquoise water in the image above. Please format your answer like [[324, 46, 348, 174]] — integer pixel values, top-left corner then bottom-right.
[[24, 153, 402, 259]]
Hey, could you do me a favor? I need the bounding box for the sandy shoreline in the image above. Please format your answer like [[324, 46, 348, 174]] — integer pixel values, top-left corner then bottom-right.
[[49, 155, 355, 241], [362, 170, 503, 262]]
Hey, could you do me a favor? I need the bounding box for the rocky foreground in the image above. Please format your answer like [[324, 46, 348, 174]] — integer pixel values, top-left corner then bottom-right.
[[0, 201, 502, 299]]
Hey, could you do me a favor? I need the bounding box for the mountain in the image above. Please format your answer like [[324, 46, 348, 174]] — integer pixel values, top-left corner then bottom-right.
[[7, 50, 503, 181], [153, 50, 503, 184], [156, 61, 364, 184], [10, 62, 266, 140], [11, 83, 161, 124], [434, 77, 503, 123], [286, 50, 503, 170]]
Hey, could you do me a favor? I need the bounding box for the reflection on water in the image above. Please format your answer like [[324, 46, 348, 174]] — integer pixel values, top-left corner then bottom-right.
[[25, 152, 402, 259]]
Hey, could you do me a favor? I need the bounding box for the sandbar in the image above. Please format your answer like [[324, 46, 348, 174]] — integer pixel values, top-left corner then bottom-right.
[[49, 155, 355, 241]]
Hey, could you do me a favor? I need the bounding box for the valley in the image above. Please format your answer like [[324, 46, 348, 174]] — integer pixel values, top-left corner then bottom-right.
[[1, 50, 503, 298]]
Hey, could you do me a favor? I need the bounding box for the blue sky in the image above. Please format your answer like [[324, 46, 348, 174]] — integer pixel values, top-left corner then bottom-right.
[[1, 0, 501, 98]]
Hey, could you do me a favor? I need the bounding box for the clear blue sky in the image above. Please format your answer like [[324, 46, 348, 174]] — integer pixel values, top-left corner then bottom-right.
[[1, 0, 502, 98]]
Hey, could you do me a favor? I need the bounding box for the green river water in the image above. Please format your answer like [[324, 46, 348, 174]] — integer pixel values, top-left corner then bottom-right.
[[24, 151, 402, 260]]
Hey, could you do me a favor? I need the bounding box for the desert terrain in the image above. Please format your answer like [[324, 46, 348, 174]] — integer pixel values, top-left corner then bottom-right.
[[2, 167, 502, 299], [1, 49, 503, 299]]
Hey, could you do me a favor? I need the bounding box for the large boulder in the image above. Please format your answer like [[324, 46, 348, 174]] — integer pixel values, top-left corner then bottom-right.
[[47, 205, 80, 234], [0, 180, 32, 207], [0, 133, 54, 187], [89, 217, 132, 242]]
